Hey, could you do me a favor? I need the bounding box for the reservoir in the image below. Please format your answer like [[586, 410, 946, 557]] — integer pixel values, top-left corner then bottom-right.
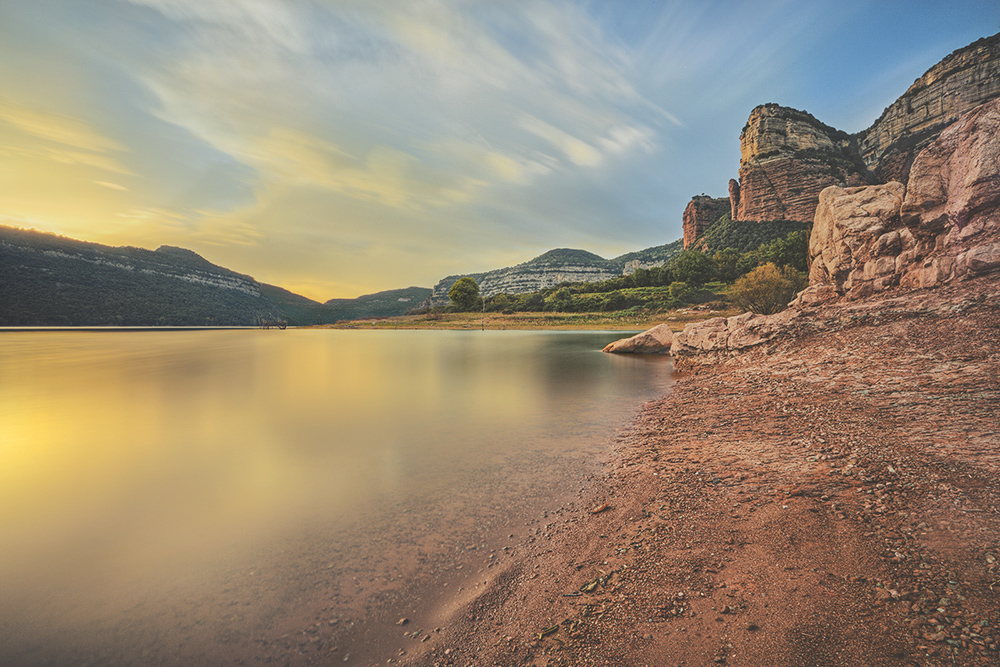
[[0, 329, 672, 665]]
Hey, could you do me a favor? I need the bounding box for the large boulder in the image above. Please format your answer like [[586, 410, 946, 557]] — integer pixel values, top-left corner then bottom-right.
[[799, 97, 1000, 305], [603, 324, 674, 354], [669, 309, 800, 356]]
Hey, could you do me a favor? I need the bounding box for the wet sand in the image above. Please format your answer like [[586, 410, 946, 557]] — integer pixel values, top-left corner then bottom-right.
[[397, 275, 1000, 667]]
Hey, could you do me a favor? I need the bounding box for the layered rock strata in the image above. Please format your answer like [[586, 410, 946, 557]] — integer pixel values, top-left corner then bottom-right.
[[858, 32, 1000, 183], [672, 98, 1000, 357], [734, 104, 868, 224], [682, 196, 730, 249]]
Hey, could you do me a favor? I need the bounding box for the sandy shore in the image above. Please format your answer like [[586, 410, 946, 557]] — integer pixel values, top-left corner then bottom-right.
[[395, 275, 1000, 667]]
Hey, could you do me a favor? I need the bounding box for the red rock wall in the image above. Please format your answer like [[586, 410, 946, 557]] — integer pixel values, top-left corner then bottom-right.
[[735, 159, 865, 223], [682, 196, 730, 249]]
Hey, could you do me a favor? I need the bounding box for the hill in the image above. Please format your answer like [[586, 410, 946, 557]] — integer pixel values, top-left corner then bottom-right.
[[0, 226, 283, 326], [429, 241, 684, 304]]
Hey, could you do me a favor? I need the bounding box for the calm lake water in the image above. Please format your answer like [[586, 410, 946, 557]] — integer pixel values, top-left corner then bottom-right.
[[0, 329, 672, 665]]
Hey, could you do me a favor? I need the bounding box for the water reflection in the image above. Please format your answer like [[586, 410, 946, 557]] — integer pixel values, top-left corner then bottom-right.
[[0, 329, 671, 664]]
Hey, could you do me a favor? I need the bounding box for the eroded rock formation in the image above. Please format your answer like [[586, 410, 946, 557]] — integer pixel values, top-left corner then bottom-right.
[[734, 104, 869, 224], [722, 34, 1000, 230], [858, 32, 1000, 183], [673, 97, 1000, 356], [682, 196, 730, 249], [799, 97, 1000, 304]]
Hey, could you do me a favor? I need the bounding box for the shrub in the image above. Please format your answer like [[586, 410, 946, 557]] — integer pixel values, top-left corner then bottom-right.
[[673, 250, 717, 286], [729, 263, 807, 315]]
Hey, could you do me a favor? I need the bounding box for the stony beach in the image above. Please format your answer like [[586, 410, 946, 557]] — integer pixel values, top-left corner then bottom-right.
[[396, 275, 1000, 667]]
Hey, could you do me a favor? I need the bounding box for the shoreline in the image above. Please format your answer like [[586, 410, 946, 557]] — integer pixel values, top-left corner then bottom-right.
[[397, 276, 1000, 667]]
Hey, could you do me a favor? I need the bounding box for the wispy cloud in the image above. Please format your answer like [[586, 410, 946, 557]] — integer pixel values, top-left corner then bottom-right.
[[0, 0, 995, 299]]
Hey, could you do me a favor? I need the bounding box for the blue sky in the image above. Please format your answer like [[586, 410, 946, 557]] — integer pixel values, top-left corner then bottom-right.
[[1, 0, 997, 299]]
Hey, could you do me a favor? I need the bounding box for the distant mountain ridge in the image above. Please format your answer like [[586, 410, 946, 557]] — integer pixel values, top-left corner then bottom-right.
[[0, 226, 283, 326], [0, 227, 430, 326], [428, 241, 683, 304]]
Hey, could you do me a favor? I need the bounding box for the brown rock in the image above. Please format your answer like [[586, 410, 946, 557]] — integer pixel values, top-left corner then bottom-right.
[[728, 178, 741, 220], [807, 182, 907, 294], [858, 32, 1000, 183], [734, 104, 868, 224], [603, 323, 674, 354], [802, 97, 1000, 304], [683, 196, 730, 249], [670, 310, 800, 356]]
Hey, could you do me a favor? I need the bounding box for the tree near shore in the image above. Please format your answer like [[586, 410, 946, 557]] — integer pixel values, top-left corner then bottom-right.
[[448, 277, 480, 311]]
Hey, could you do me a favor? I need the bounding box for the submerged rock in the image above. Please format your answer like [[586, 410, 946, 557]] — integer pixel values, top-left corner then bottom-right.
[[603, 324, 674, 354]]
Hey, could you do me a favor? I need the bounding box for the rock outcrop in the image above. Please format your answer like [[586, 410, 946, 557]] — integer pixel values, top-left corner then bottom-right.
[[734, 104, 869, 224], [799, 97, 1000, 304], [858, 32, 1000, 183], [674, 96, 1000, 356], [720, 34, 1000, 231], [669, 310, 801, 356], [682, 196, 730, 249], [603, 324, 674, 354]]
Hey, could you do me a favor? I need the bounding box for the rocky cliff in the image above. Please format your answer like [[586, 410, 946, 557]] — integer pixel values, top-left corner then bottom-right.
[[717, 33, 1000, 232], [858, 32, 1000, 184], [672, 97, 1000, 356], [732, 104, 869, 224], [682, 195, 730, 248]]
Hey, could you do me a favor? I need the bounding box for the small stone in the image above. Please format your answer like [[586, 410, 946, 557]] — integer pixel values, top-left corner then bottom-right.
[[397, 618, 409, 626]]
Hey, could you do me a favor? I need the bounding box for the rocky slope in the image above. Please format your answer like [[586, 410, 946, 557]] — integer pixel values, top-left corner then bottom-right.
[[859, 32, 1000, 183]]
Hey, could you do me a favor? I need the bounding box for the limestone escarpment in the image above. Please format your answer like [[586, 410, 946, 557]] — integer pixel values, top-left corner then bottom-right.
[[801, 97, 1000, 304], [429, 242, 684, 304], [682, 195, 730, 248], [734, 104, 869, 224], [858, 32, 1000, 184]]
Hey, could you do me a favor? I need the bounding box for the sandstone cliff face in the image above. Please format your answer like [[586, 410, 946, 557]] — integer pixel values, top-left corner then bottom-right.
[[672, 97, 1000, 356], [682, 196, 730, 249], [734, 104, 868, 223], [858, 33, 1000, 184], [800, 97, 1000, 304]]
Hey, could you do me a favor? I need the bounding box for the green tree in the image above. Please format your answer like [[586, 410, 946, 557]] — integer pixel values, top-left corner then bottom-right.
[[448, 277, 480, 311], [673, 250, 717, 287], [729, 263, 807, 315], [667, 281, 691, 302], [545, 287, 575, 312], [713, 247, 742, 283]]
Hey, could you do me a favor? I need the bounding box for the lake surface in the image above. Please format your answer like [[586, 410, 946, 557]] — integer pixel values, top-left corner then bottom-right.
[[0, 329, 672, 665]]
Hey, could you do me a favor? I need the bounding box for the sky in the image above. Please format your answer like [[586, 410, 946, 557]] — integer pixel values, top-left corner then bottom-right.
[[1, 1, 998, 300]]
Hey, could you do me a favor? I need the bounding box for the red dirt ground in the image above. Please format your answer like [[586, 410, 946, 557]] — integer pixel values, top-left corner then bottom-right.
[[395, 276, 1000, 667]]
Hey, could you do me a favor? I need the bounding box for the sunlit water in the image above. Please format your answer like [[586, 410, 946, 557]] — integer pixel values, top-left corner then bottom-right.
[[0, 329, 672, 665]]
